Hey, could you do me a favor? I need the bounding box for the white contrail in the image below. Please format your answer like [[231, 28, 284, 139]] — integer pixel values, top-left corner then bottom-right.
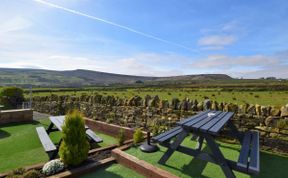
[[33, 0, 197, 52]]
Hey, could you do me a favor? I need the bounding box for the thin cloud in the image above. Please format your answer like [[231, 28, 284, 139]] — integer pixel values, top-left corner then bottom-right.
[[198, 35, 236, 47], [33, 0, 198, 53], [0, 17, 31, 34]]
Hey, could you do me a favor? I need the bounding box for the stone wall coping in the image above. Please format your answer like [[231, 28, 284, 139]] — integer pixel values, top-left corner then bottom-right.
[[0, 109, 32, 113]]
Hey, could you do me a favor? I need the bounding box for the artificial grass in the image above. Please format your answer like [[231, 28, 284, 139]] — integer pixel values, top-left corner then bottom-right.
[[126, 138, 288, 178], [80, 163, 144, 178], [0, 119, 118, 173]]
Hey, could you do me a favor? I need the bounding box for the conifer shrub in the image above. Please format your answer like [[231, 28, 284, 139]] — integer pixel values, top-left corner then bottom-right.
[[118, 128, 126, 146], [133, 128, 144, 145], [59, 110, 90, 166]]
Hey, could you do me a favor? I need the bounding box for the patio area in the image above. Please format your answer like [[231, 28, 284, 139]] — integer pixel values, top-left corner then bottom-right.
[[0, 119, 118, 173], [126, 137, 288, 178]]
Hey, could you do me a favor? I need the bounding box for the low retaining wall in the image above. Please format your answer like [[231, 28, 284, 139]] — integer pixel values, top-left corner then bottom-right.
[[112, 148, 178, 178], [85, 118, 138, 139], [0, 109, 33, 124]]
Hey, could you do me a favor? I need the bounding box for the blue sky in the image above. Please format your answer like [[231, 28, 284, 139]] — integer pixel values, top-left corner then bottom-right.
[[0, 0, 287, 78]]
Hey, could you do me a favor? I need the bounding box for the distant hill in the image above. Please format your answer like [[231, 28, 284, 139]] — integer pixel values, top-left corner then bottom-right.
[[0, 68, 232, 87]]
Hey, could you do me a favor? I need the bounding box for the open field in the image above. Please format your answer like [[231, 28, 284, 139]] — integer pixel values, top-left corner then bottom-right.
[[29, 87, 288, 106], [0, 119, 118, 173]]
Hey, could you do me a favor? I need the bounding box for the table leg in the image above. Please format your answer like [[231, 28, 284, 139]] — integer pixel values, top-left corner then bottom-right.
[[46, 122, 55, 134], [190, 134, 198, 140], [158, 130, 189, 164], [204, 134, 236, 178], [227, 120, 244, 143], [195, 136, 204, 151]]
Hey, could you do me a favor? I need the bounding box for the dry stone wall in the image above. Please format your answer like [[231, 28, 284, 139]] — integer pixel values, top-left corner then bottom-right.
[[32, 94, 288, 153]]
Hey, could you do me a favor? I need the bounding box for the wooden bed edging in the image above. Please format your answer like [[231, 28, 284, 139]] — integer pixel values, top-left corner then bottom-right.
[[48, 157, 116, 178], [0, 144, 118, 178], [0, 162, 46, 178], [112, 148, 179, 178], [84, 118, 147, 139]]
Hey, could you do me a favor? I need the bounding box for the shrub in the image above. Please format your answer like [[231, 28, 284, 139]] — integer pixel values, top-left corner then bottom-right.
[[152, 124, 160, 136], [118, 128, 126, 146], [23, 169, 42, 178], [6, 167, 25, 177], [133, 128, 144, 145], [12, 167, 25, 175], [42, 159, 65, 176], [59, 110, 90, 166], [0, 87, 24, 109]]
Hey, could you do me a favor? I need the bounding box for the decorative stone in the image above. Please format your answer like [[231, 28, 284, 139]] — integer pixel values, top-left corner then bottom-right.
[[211, 101, 218, 110], [280, 105, 288, 117], [181, 98, 190, 111], [238, 103, 249, 114], [265, 116, 279, 127], [261, 106, 270, 116], [247, 105, 256, 115], [148, 95, 160, 108], [160, 99, 169, 109], [218, 102, 224, 111], [270, 106, 281, 116], [224, 103, 238, 112], [197, 102, 203, 111], [203, 99, 211, 110], [144, 95, 152, 107], [255, 104, 261, 116], [171, 98, 180, 110]]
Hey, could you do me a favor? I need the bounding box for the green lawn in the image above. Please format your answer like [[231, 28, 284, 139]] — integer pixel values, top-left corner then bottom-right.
[[126, 138, 288, 178], [80, 164, 144, 178], [0, 119, 118, 173]]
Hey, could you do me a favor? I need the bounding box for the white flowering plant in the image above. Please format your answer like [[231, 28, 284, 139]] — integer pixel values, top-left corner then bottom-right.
[[42, 159, 65, 176]]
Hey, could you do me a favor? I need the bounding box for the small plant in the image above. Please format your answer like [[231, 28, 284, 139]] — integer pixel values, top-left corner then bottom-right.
[[254, 95, 260, 98], [59, 110, 90, 166], [23, 169, 42, 178], [133, 128, 144, 145], [42, 159, 65, 176], [232, 97, 237, 101], [118, 128, 126, 146], [6, 167, 25, 178], [12, 167, 25, 175], [167, 92, 171, 95], [152, 124, 160, 136]]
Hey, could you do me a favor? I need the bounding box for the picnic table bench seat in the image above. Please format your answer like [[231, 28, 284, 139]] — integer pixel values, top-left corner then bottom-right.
[[86, 129, 103, 143], [152, 126, 183, 143], [48, 116, 103, 143], [36, 127, 57, 160], [237, 131, 260, 174]]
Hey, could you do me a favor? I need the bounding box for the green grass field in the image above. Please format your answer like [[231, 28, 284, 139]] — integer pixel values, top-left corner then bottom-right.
[[0, 119, 118, 173], [30, 88, 288, 106], [126, 138, 288, 178]]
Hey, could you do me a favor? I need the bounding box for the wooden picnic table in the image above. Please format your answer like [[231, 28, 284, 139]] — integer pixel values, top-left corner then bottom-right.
[[36, 116, 103, 160], [47, 116, 103, 143], [153, 110, 259, 178]]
